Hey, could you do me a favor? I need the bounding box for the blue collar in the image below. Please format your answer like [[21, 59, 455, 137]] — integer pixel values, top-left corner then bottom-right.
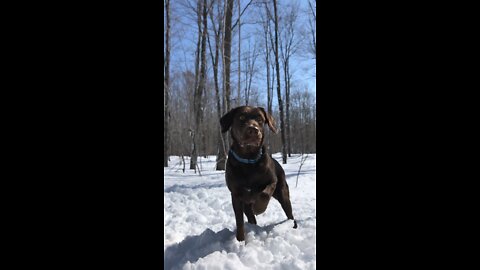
[[229, 148, 263, 164]]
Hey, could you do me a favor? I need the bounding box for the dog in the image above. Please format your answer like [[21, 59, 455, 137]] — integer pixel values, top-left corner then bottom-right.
[[220, 106, 297, 241]]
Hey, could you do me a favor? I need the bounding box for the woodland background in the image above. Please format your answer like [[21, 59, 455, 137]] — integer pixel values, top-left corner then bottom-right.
[[164, 0, 316, 170]]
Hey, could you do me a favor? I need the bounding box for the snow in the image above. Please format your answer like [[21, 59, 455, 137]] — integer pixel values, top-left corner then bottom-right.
[[164, 153, 316, 270]]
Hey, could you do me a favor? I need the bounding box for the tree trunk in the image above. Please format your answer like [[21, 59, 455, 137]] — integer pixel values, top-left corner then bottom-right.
[[221, 0, 234, 154], [199, 0, 208, 158], [190, 130, 197, 171], [263, 14, 272, 156], [164, 0, 171, 167], [308, 0, 316, 59], [270, 60, 276, 155], [245, 42, 257, 106], [273, 0, 287, 164], [224, 0, 234, 113], [209, 5, 227, 171], [237, 0, 241, 107], [285, 61, 292, 157], [190, 0, 208, 171], [193, 1, 201, 98], [190, 0, 202, 170]]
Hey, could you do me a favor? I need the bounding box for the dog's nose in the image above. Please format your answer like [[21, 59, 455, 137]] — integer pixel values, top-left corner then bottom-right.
[[247, 126, 259, 135]]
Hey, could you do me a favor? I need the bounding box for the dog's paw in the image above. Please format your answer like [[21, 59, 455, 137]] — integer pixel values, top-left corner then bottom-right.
[[293, 220, 298, 229], [236, 233, 245, 241], [236, 227, 245, 241]]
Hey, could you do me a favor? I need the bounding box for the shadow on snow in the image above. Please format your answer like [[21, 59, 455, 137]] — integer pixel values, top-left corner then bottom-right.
[[163, 219, 301, 270], [164, 182, 226, 193], [164, 228, 235, 270]]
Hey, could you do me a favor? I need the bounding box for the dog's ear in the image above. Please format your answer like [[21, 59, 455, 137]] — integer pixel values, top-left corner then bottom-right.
[[220, 107, 239, 133], [258, 107, 277, 133]]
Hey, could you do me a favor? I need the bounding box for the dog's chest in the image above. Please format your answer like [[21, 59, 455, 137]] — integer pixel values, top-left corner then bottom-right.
[[233, 167, 273, 189]]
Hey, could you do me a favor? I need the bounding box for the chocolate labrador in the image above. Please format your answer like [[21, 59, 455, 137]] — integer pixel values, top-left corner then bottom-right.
[[220, 106, 297, 242]]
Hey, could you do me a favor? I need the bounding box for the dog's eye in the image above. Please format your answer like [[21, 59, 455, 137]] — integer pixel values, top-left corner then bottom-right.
[[239, 115, 245, 121], [256, 117, 263, 123]]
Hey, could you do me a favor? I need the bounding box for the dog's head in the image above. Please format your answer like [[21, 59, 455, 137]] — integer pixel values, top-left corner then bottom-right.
[[220, 106, 277, 148]]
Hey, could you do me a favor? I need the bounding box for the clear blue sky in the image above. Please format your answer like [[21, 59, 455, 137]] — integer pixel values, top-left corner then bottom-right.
[[167, 0, 316, 103]]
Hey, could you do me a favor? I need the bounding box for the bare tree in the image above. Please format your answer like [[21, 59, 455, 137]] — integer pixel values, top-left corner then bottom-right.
[[272, 0, 287, 164], [223, 0, 234, 113], [244, 40, 258, 105], [308, 0, 316, 59], [223, 0, 254, 114], [264, 1, 283, 157], [207, 0, 228, 170], [233, 0, 253, 108], [279, 2, 301, 157], [164, 0, 171, 167], [217, 0, 235, 166], [189, 0, 202, 170], [260, 6, 273, 156], [237, 0, 241, 107], [190, 0, 208, 171]]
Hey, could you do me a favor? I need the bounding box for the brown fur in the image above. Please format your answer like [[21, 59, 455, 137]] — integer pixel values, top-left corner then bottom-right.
[[220, 106, 297, 241]]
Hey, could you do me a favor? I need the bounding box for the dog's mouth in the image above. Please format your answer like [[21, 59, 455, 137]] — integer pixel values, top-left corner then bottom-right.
[[239, 135, 262, 148], [239, 142, 260, 147]]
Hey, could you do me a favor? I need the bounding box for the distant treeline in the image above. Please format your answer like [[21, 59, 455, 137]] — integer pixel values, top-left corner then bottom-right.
[[164, 0, 316, 169]]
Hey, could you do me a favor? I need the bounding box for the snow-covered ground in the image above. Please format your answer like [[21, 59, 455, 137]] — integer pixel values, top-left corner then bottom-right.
[[164, 153, 316, 270]]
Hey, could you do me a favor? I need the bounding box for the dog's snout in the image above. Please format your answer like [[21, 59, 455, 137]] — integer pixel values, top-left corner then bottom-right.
[[247, 126, 259, 135]]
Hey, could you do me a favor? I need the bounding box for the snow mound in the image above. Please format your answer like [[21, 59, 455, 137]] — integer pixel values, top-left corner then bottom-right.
[[164, 154, 316, 269]]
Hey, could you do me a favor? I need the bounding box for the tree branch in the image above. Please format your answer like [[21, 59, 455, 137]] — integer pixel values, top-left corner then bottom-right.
[[232, 0, 254, 30]]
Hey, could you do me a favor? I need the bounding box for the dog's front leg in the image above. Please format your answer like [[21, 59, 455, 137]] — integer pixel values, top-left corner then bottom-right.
[[231, 193, 245, 241]]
